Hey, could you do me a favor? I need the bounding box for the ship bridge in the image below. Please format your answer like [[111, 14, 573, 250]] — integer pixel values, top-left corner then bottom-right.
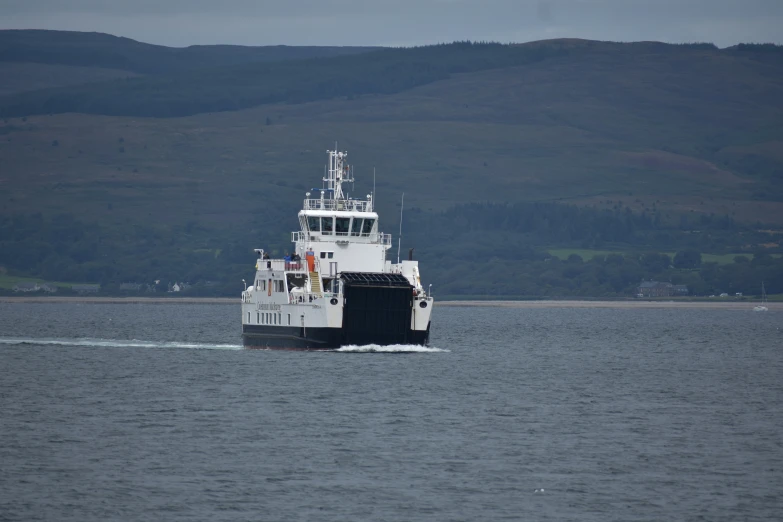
[[291, 150, 391, 275]]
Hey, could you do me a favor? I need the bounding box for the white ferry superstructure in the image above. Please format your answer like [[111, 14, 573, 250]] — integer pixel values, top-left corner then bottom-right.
[[241, 149, 433, 349]]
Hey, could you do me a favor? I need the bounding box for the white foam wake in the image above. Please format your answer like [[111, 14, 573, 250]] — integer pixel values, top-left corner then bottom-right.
[[335, 344, 448, 353], [0, 337, 242, 351]]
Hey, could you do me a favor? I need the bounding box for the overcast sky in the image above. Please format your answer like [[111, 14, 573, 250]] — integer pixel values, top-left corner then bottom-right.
[[1, 0, 781, 48]]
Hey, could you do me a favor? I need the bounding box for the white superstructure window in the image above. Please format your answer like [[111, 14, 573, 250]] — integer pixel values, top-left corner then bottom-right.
[[321, 216, 333, 235], [350, 218, 363, 236], [362, 218, 375, 235], [335, 217, 350, 236]]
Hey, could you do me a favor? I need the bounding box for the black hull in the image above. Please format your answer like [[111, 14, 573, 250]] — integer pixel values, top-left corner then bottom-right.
[[242, 324, 430, 350]]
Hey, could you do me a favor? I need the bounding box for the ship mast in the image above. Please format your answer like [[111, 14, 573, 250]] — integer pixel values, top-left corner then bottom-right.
[[324, 149, 354, 201]]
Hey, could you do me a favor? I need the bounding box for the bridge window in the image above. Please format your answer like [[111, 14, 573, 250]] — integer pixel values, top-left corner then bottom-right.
[[362, 218, 375, 235], [307, 216, 320, 232], [351, 218, 363, 236], [335, 217, 350, 236], [321, 216, 333, 235]]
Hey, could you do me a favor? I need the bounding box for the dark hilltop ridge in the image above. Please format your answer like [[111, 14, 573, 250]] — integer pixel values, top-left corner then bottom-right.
[[0, 29, 380, 75], [1, 30, 782, 298]]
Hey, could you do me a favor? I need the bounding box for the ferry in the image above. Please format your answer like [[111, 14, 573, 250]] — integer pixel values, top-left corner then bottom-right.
[[241, 149, 433, 349]]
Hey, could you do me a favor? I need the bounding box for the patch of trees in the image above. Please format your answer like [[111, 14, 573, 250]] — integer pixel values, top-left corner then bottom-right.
[[404, 201, 762, 253], [2, 201, 781, 298], [423, 250, 783, 298]]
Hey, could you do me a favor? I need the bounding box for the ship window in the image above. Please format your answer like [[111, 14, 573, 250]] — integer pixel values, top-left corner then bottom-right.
[[288, 314, 291, 325], [351, 218, 363, 236], [247, 312, 250, 323], [257, 312, 260, 324], [320, 252, 326, 259], [273, 314, 277, 325], [321, 217, 333, 235], [328, 252, 334, 259], [267, 313, 271, 324], [307, 216, 320, 232], [362, 218, 375, 235], [335, 217, 350, 236]]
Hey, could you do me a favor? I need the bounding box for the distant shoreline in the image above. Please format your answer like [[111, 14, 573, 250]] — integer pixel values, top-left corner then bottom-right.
[[0, 296, 236, 304], [437, 300, 779, 310], [0, 296, 776, 310]]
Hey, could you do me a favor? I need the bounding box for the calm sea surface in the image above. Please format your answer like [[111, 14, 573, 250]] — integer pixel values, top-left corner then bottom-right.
[[1, 302, 781, 521]]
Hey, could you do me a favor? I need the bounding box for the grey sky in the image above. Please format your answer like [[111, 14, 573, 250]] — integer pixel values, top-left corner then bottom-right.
[[1, 0, 781, 48]]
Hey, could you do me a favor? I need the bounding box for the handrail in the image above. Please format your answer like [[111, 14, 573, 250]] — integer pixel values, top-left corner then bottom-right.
[[291, 231, 391, 245], [256, 258, 318, 273], [302, 199, 370, 212]]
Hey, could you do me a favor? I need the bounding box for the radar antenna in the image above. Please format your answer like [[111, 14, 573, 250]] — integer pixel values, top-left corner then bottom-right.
[[325, 149, 354, 201]]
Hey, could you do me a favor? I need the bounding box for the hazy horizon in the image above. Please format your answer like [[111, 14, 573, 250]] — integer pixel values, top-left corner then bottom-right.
[[1, 0, 781, 49]]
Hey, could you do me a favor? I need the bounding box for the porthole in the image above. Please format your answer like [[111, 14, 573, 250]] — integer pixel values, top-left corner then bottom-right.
[[419, 301, 428, 308], [330, 298, 338, 305]]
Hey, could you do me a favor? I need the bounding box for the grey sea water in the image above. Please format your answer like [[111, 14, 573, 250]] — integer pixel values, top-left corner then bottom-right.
[[0, 302, 781, 521]]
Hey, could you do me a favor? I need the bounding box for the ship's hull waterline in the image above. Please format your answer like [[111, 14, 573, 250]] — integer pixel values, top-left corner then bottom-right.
[[242, 324, 431, 350]]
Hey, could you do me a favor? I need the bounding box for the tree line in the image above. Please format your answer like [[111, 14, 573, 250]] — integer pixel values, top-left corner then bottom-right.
[[2, 200, 781, 298]]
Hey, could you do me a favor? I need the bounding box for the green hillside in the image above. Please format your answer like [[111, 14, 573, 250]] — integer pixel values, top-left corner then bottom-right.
[[1, 32, 782, 297]]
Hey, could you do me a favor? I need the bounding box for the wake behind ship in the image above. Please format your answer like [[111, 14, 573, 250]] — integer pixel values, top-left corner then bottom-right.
[[240, 149, 433, 349]]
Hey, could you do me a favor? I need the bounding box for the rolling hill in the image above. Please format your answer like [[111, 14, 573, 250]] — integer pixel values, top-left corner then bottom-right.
[[1, 31, 782, 296]]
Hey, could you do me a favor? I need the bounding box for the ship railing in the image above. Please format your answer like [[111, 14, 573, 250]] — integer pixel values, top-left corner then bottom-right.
[[289, 293, 316, 304], [291, 231, 391, 246], [302, 199, 370, 212], [256, 259, 310, 273]]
